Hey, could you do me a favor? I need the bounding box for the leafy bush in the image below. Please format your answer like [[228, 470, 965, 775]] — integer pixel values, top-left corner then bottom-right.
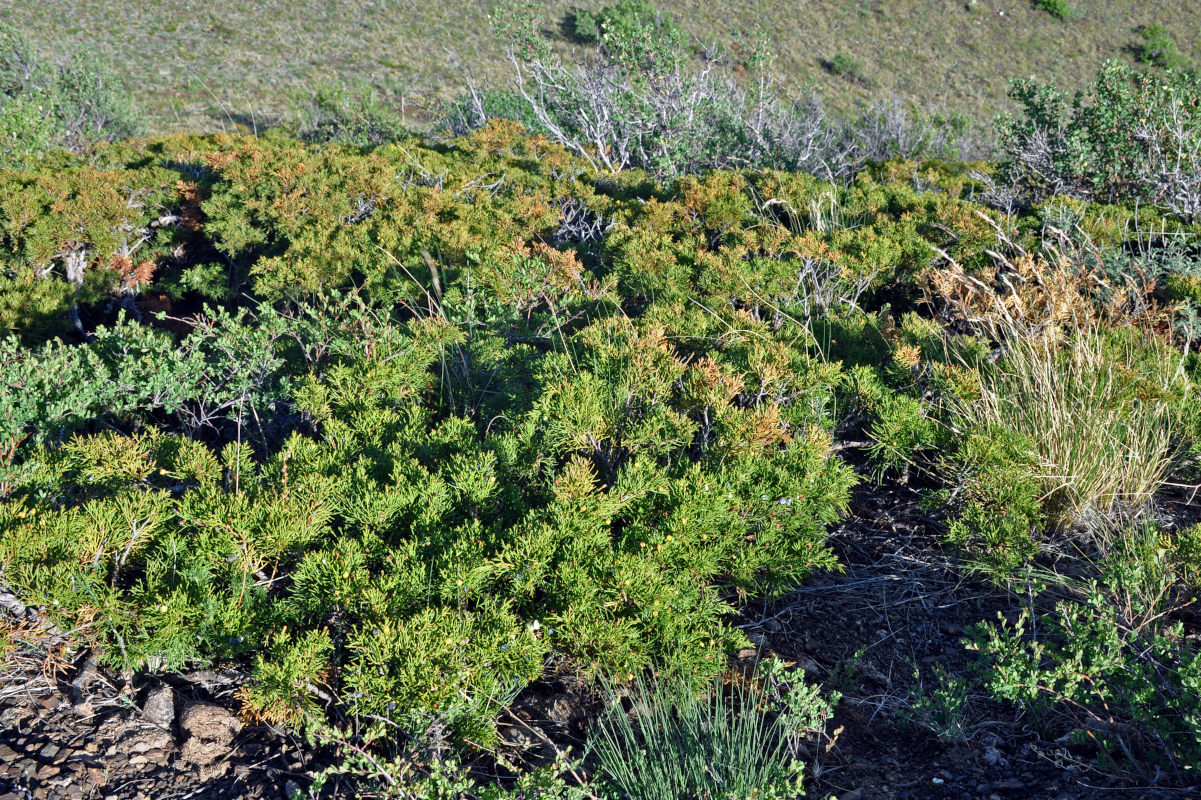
[[968, 527, 1201, 775], [827, 52, 868, 85], [994, 60, 1201, 220], [0, 22, 140, 166], [1032, 0, 1077, 21], [572, 0, 687, 74], [902, 664, 973, 744], [1136, 24, 1195, 74], [291, 81, 411, 146]]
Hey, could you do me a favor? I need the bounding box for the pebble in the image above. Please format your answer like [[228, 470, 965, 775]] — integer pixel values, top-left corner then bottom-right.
[[141, 684, 176, 727], [39, 743, 60, 760]]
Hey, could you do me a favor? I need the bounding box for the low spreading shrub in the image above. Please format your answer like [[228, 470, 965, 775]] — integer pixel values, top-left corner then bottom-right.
[[0, 130, 879, 746], [0, 91, 1198, 792]]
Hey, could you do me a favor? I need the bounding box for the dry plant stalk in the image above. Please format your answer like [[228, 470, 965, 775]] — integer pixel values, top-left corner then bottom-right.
[[925, 252, 1171, 340]]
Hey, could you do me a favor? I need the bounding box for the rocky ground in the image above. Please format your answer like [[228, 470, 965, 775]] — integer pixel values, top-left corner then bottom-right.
[[0, 667, 311, 800], [2, 480, 1198, 800]]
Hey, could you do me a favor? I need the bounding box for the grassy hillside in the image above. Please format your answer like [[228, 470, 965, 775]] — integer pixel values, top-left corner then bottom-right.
[[7, 0, 1200, 133]]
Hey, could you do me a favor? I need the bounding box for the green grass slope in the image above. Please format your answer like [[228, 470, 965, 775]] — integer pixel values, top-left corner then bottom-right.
[[6, 0, 1199, 133]]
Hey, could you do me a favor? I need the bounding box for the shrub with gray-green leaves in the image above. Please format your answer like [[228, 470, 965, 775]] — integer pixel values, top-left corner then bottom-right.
[[0, 22, 141, 166], [994, 60, 1201, 221]]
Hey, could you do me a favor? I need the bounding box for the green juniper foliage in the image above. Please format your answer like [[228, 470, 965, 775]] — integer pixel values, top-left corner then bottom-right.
[[1, 124, 877, 745], [0, 71, 1199, 791]]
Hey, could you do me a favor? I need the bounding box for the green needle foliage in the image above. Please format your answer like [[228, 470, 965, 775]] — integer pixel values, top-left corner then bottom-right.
[[0, 61, 1199, 789]]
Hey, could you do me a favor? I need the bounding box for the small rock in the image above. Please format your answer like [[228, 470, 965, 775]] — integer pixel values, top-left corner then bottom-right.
[[38, 743, 60, 760], [128, 754, 148, 767], [0, 744, 17, 763], [35, 763, 60, 779], [179, 702, 242, 780], [142, 684, 176, 727], [992, 778, 1025, 790]]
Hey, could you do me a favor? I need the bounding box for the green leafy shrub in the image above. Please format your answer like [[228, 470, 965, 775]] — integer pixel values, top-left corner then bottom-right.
[[0, 22, 141, 167], [578, 0, 687, 74], [1136, 24, 1195, 74], [291, 81, 411, 146], [902, 664, 973, 744], [1032, 0, 1077, 21], [968, 527, 1201, 775], [827, 52, 868, 85], [994, 60, 1201, 220]]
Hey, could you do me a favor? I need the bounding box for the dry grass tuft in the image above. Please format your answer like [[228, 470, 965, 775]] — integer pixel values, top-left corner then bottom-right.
[[970, 322, 1177, 542]]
